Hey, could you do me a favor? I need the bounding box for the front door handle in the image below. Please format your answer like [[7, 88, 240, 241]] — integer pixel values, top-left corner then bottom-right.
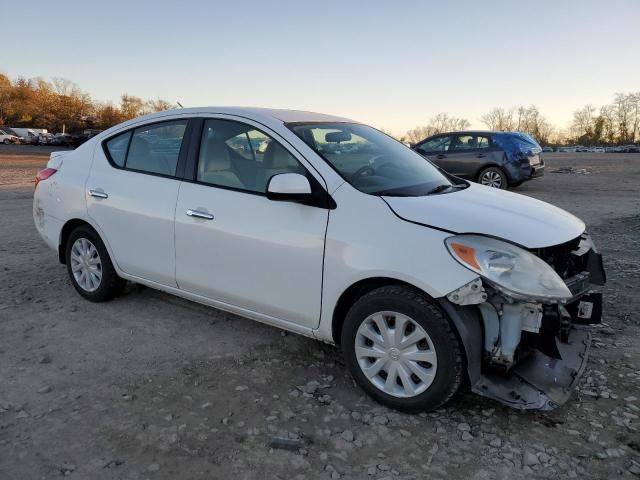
[[89, 189, 108, 199], [186, 209, 214, 220], [476, 153, 486, 158]]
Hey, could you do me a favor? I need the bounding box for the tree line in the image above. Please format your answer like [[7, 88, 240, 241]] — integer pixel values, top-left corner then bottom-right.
[[0, 74, 175, 134], [400, 92, 639, 146], [1, 73, 638, 145]]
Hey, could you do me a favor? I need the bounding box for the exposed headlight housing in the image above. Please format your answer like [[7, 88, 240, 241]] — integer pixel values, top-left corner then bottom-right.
[[445, 234, 573, 303]]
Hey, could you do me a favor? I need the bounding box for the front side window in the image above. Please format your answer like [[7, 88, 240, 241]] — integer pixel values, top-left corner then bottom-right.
[[416, 136, 452, 154], [289, 123, 451, 196], [197, 119, 303, 193]]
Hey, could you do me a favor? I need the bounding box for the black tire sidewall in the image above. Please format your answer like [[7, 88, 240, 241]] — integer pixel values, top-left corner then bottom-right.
[[341, 287, 462, 412], [478, 166, 508, 189], [65, 226, 121, 302]]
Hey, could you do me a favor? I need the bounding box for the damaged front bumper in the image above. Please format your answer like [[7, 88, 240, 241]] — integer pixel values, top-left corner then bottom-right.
[[470, 325, 591, 411], [440, 233, 606, 411]]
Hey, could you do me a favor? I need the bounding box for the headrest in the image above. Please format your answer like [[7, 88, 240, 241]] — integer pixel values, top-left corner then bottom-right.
[[202, 137, 231, 171], [129, 136, 151, 159], [263, 141, 291, 169]]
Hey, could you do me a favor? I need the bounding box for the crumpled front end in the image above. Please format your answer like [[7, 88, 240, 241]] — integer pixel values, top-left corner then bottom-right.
[[442, 233, 606, 411]]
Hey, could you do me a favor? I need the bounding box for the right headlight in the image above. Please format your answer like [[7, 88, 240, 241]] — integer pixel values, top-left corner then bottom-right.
[[445, 234, 573, 303]]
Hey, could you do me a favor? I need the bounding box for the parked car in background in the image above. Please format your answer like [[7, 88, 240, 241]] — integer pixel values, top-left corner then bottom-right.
[[412, 131, 544, 189], [33, 107, 605, 412], [592, 146, 605, 153], [0, 130, 20, 144], [10, 128, 40, 144], [621, 144, 640, 153], [542, 146, 554, 153]]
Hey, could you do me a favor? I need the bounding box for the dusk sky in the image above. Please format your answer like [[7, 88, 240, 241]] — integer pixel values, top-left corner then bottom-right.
[[3, 0, 639, 135]]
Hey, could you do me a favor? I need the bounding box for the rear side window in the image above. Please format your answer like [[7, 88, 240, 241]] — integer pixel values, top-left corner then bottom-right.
[[105, 131, 131, 167], [127, 121, 187, 176], [103, 120, 188, 176], [450, 134, 491, 151]]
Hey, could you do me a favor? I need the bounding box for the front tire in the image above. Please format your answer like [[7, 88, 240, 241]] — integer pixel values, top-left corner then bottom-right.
[[65, 226, 125, 302], [477, 166, 508, 189], [341, 286, 463, 412]]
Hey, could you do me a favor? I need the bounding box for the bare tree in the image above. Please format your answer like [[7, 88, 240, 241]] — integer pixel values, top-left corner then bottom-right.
[[570, 104, 597, 138], [146, 98, 176, 113], [481, 108, 515, 131], [405, 113, 471, 143]]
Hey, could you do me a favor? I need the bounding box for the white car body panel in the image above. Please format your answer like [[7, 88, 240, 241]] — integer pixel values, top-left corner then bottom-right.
[[383, 182, 585, 249], [314, 182, 478, 341], [175, 181, 328, 328], [85, 144, 180, 287], [32, 107, 585, 346]]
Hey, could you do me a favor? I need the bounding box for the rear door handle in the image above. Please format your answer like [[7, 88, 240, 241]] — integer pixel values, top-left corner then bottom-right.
[[186, 209, 214, 220], [476, 153, 486, 158], [436, 154, 446, 159], [89, 189, 108, 199]]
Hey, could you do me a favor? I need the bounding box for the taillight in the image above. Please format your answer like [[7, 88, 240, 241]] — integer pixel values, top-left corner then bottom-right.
[[35, 168, 57, 188]]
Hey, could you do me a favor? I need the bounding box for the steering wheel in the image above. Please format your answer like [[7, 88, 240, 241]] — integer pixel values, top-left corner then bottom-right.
[[350, 155, 395, 182], [350, 165, 375, 181]]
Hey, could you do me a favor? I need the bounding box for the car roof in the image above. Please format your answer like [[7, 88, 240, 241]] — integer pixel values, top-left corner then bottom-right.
[[425, 130, 526, 136], [133, 107, 354, 124], [93, 107, 357, 142]]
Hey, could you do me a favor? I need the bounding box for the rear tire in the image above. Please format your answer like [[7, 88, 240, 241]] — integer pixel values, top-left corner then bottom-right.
[[341, 285, 463, 412], [477, 166, 508, 189], [65, 225, 125, 302]]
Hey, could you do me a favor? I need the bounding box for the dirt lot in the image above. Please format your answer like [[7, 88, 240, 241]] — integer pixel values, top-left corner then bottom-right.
[[1, 148, 639, 479]]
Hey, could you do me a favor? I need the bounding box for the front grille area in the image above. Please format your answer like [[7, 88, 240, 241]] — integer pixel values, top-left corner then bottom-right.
[[531, 235, 587, 280]]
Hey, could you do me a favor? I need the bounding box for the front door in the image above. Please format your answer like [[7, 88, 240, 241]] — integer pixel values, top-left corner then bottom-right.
[[174, 118, 328, 328], [414, 134, 456, 172]]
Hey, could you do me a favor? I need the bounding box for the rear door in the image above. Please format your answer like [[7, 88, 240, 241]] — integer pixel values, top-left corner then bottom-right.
[[86, 119, 190, 287], [446, 134, 493, 178]]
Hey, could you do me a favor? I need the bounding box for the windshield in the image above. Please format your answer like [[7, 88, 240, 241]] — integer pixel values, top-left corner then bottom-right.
[[288, 122, 451, 196]]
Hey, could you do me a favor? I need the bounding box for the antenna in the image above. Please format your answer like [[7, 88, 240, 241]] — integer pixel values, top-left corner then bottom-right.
[[177, 102, 184, 108]]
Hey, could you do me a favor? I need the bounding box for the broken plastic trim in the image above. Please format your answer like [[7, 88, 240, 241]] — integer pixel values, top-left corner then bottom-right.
[[439, 300, 591, 411]]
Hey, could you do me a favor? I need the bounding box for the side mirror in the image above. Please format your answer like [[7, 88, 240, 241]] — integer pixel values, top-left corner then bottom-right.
[[266, 173, 312, 202]]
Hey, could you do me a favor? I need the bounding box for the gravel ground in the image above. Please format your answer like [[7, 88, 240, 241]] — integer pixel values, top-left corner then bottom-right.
[[1, 149, 639, 479]]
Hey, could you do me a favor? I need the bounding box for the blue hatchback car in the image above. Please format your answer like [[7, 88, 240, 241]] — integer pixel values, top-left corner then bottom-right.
[[412, 131, 545, 189]]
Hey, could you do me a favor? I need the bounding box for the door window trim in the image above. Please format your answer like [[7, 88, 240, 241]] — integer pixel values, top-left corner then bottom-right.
[[101, 118, 193, 180], [182, 116, 336, 209]]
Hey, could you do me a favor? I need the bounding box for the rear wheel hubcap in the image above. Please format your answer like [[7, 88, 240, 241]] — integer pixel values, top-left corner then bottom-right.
[[70, 238, 102, 292], [355, 311, 437, 398], [481, 171, 503, 188]]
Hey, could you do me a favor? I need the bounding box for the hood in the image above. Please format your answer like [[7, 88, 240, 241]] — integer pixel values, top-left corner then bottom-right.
[[383, 183, 585, 248]]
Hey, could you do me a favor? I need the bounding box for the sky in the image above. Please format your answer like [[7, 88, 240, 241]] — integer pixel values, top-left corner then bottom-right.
[[2, 0, 639, 135]]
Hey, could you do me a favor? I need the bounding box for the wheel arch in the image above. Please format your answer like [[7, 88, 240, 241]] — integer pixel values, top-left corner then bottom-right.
[[330, 276, 469, 346], [58, 218, 117, 268]]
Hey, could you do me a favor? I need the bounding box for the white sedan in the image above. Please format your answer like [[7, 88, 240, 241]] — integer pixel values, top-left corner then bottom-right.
[[0, 130, 19, 144], [33, 107, 606, 411]]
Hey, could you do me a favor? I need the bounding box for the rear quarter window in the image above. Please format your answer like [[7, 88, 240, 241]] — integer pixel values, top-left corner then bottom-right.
[[105, 131, 132, 167]]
